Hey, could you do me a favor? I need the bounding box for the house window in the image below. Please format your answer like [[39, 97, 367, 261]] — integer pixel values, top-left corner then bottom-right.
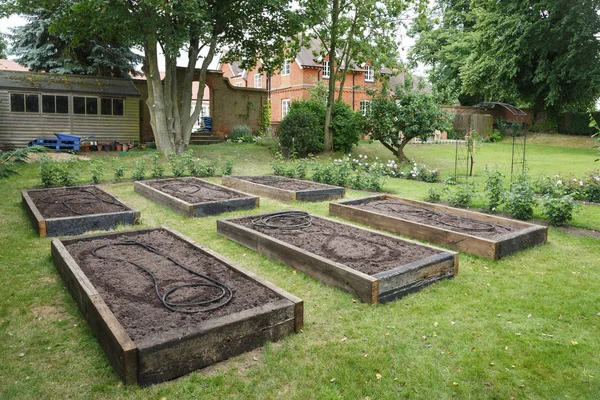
[[365, 65, 374, 82], [101, 98, 125, 116], [282, 59, 290, 76], [323, 61, 330, 79], [10, 93, 40, 113], [254, 73, 262, 88], [73, 96, 98, 115], [282, 99, 291, 119], [42, 95, 69, 114], [360, 100, 371, 116], [235, 82, 243, 87]]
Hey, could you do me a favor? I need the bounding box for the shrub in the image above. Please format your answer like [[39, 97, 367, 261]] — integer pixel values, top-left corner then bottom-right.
[[272, 158, 310, 179], [541, 194, 577, 226], [131, 160, 146, 181], [221, 158, 234, 176], [114, 165, 125, 182], [189, 159, 216, 177], [331, 101, 361, 153], [487, 130, 504, 143], [447, 180, 476, 208], [418, 165, 441, 183], [585, 173, 600, 202], [427, 187, 442, 202], [504, 174, 536, 220], [483, 168, 504, 212], [40, 156, 60, 187], [558, 112, 600, 135], [167, 151, 186, 177], [151, 152, 165, 178], [279, 107, 323, 157], [231, 125, 252, 139], [90, 160, 105, 184], [56, 156, 78, 186]]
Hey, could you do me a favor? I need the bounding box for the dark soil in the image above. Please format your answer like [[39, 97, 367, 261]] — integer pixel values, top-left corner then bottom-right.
[[64, 230, 282, 341], [235, 214, 442, 275], [147, 178, 246, 204], [29, 186, 129, 218], [237, 176, 336, 191], [356, 200, 517, 239]]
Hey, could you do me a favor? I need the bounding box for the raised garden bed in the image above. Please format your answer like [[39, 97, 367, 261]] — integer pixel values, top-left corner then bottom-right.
[[134, 177, 258, 217], [22, 185, 139, 237], [329, 195, 547, 259], [51, 226, 303, 385], [222, 175, 344, 203], [217, 211, 458, 304]]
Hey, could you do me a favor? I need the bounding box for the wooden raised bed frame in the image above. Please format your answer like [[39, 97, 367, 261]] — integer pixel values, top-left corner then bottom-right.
[[22, 185, 139, 237], [217, 213, 458, 304], [329, 195, 548, 259], [222, 175, 345, 203], [134, 178, 259, 217], [51, 226, 303, 386]]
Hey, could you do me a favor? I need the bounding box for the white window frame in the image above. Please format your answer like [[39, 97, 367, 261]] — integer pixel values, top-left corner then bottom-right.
[[360, 100, 371, 116], [322, 60, 330, 79], [365, 65, 374, 82], [235, 82, 243, 87], [281, 99, 291, 119], [282, 59, 290, 76], [254, 73, 262, 88]]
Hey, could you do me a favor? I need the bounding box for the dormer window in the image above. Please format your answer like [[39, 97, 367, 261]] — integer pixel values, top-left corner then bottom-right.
[[365, 65, 374, 82], [323, 61, 330, 79]]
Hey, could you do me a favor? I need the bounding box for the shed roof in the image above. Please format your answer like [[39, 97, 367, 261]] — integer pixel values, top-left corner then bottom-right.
[[0, 71, 140, 97]]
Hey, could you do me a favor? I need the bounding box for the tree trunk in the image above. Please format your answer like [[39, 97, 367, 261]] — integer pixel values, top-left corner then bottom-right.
[[323, 0, 340, 152], [396, 139, 411, 163], [336, 12, 358, 103]]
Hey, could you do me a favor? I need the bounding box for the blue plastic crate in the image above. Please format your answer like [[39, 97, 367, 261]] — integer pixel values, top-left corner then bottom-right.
[[54, 133, 81, 142]]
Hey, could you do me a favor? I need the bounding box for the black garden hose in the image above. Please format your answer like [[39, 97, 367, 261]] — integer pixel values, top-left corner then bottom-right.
[[91, 240, 233, 313], [38, 188, 126, 215], [252, 211, 312, 230]]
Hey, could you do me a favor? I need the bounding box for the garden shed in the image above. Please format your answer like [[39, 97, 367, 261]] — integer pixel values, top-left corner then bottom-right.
[[0, 70, 141, 149]]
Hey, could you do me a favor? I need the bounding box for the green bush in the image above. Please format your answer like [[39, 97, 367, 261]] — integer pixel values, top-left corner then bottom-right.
[[39, 156, 60, 187], [231, 125, 252, 139], [427, 187, 442, 202], [331, 102, 361, 153], [279, 107, 323, 157], [504, 174, 536, 220], [151, 152, 165, 178], [90, 160, 104, 184], [131, 160, 146, 181], [221, 158, 234, 176], [541, 194, 577, 226], [484, 168, 504, 212], [447, 180, 476, 208], [114, 165, 125, 182], [558, 112, 600, 135]]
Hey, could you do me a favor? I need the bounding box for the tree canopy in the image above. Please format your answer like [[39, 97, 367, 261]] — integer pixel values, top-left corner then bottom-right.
[[9, 9, 141, 77], [410, 0, 600, 114]]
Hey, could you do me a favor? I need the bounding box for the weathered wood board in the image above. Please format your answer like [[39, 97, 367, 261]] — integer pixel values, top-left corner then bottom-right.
[[22, 185, 139, 237], [51, 226, 303, 385], [134, 178, 258, 217], [221, 176, 344, 203], [217, 212, 458, 304], [329, 195, 547, 259]]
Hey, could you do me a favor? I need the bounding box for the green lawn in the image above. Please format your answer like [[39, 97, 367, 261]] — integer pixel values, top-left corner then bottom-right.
[[1, 135, 599, 399]]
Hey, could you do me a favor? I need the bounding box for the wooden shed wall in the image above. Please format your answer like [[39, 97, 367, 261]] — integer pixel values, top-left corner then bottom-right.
[[0, 91, 140, 149]]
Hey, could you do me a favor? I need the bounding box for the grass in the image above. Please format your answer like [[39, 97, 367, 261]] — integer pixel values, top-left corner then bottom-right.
[[1, 135, 600, 399]]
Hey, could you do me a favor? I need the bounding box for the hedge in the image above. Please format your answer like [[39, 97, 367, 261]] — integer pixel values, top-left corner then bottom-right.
[[558, 112, 600, 136]]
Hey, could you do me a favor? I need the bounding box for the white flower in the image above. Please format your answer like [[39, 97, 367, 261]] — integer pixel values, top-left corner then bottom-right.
[[556, 180, 562, 185], [394, 164, 398, 169], [580, 180, 584, 186], [414, 162, 417, 167]]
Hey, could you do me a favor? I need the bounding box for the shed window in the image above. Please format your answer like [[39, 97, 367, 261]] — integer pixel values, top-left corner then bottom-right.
[[42, 95, 69, 114], [74, 96, 99, 115], [101, 98, 125, 116], [10, 93, 41, 113]]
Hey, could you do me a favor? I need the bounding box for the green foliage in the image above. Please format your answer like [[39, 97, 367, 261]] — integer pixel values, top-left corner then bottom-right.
[[279, 105, 324, 157], [410, 0, 600, 112], [231, 125, 252, 140], [541, 193, 577, 226], [39, 155, 79, 186], [258, 98, 271, 134], [427, 187, 442, 203], [0, 32, 7, 58], [528, 119, 558, 133], [446, 179, 476, 208], [331, 102, 361, 153], [151, 152, 165, 178], [89, 160, 104, 184], [483, 168, 504, 212], [362, 82, 452, 161], [167, 151, 186, 177], [221, 158, 234, 176], [271, 155, 309, 179], [188, 159, 217, 177], [559, 112, 600, 136], [311, 157, 384, 192], [39, 155, 59, 187], [487, 130, 504, 143], [113, 164, 125, 182], [504, 173, 536, 220], [10, 10, 141, 77], [0, 146, 46, 179], [131, 160, 146, 181]]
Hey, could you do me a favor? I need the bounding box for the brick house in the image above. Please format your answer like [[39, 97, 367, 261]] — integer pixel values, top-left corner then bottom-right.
[[220, 42, 392, 123]]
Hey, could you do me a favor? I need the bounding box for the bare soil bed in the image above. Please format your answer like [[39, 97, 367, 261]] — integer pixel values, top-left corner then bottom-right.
[[222, 176, 344, 203], [238, 176, 333, 191], [146, 178, 247, 203], [135, 178, 258, 217], [218, 212, 458, 303], [356, 199, 516, 239], [52, 227, 302, 385], [28, 186, 128, 218]]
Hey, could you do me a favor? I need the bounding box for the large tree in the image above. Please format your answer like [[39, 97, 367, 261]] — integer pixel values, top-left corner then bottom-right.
[[0, 33, 7, 58], [410, 0, 600, 115], [9, 9, 141, 78], [299, 0, 418, 151]]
